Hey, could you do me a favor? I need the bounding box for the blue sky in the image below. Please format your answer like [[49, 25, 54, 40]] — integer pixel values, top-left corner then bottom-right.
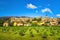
[[0, 0, 60, 18]]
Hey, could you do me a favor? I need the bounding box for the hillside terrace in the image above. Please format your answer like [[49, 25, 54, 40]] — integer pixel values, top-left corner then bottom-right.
[[0, 15, 60, 27]]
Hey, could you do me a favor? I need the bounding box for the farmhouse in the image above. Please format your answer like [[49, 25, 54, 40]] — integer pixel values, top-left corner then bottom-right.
[[50, 18, 59, 26], [24, 23, 32, 26], [3, 21, 9, 27], [17, 22, 24, 26]]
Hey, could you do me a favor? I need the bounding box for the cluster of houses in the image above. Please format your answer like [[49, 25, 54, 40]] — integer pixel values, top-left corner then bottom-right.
[[3, 15, 60, 27]]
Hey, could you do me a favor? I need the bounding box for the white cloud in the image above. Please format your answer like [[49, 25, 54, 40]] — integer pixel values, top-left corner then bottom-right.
[[56, 14, 60, 17], [41, 8, 53, 13], [27, 3, 37, 9]]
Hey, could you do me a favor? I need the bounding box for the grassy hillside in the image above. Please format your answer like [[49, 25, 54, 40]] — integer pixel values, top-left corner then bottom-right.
[[0, 26, 60, 40]]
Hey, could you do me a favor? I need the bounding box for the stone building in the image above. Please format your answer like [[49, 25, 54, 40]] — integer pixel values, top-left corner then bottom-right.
[[17, 22, 24, 26], [24, 23, 32, 26], [2, 16, 60, 26], [50, 18, 59, 26], [3, 22, 9, 27]]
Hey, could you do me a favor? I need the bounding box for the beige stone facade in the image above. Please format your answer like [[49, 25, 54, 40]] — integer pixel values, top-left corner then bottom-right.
[[3, 22, 9, 26], [17, 22, 24, 26], [3, 16, 60, 26]]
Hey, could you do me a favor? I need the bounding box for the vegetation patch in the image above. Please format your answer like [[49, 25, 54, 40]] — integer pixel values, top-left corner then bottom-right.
[[0, 26, 60, 40]]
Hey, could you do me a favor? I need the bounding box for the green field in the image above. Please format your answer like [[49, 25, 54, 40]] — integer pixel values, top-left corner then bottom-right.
[[0, 26, 60, 40]]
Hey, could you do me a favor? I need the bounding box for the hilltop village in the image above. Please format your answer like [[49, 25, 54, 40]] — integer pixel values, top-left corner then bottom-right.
[[1, 15, 60, 27]]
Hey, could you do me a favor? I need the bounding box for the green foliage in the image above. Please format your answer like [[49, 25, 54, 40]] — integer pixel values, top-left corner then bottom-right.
[[0, 26, 60, 40]]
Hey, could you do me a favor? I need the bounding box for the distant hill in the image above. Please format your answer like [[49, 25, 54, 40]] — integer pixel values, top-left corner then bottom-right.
[[0, 16, 30, 21]]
